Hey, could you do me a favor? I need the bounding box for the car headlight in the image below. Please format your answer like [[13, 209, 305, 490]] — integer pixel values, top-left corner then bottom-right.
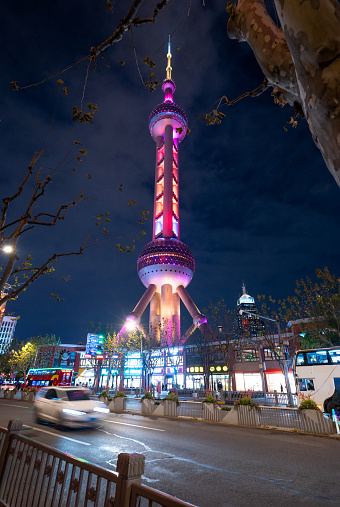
[[63, 409, 87, 416], [93, 406, 110, 413]]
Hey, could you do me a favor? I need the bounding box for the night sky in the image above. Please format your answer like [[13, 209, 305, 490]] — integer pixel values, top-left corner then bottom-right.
[[2, 0, 340, 344]]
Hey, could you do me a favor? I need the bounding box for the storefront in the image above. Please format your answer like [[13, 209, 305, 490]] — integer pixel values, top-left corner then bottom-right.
[[185, 366, 204, 389], [209, 365, 230, 390]]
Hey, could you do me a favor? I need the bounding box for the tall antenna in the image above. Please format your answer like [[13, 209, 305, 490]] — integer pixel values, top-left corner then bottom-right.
[[166, 35, 172, 80]]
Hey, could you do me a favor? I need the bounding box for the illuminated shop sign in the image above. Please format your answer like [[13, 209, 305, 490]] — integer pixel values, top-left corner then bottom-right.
[[186, 366, 203, 373], [209, 366, 228, 373]]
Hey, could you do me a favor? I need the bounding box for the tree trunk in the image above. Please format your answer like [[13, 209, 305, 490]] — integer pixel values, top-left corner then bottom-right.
[[228, 0, 340, 187]]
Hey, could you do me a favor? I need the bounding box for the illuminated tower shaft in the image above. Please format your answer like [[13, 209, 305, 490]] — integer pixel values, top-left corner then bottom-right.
[[121, 38, 213, 347], [153, 117, 179, 239]]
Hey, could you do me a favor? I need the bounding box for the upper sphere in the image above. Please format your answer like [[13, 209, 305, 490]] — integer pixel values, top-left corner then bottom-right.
[[149, 102, 188, 143], [237, 294, 255, 306], [137, 239, 195, 290]]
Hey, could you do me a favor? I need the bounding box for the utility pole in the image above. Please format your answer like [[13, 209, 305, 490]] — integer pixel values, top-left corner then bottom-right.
[[239, 310, 294, 406]]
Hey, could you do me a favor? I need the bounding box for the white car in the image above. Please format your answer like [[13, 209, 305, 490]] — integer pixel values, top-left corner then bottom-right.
[[34, 386, 109, 428]]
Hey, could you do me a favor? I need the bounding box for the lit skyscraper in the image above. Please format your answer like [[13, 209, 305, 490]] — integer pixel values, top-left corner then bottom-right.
[[120, 38, 213, 346], [237, 283, 265, 338]]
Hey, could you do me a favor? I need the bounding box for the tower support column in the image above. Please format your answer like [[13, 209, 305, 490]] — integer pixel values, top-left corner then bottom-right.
[[172, 292, 180, 343], [150, 292, 161, 342]]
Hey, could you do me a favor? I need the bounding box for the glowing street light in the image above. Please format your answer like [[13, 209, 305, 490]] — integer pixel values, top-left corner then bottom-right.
[[2, 245, 13, 254]]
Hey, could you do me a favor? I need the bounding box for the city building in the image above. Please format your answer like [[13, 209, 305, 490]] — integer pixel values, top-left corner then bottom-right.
[[0, 316, 17, 353], [237, 283, 265, 338]]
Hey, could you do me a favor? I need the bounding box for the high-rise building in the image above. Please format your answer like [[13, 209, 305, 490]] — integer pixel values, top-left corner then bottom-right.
[[120, 38, 213, 346], [237, 283, 264, 338], [0, 316, 17, 353]]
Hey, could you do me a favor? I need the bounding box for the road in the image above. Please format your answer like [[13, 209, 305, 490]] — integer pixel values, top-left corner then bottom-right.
[[0, 399, 338, 507]]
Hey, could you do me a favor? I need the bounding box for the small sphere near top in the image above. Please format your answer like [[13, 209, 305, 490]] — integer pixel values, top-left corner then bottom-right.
[[149, 78, 188, 143]]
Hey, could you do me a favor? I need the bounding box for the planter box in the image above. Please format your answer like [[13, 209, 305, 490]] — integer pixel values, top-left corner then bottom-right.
[[203, 403, 221, 422], [4, 390, 16, 400], [220, 407, 239, 425], [141, 399, 165, 415], [236, 405, 260, 427], [300, 409, 337, 435], [152, 403, 165, 416], [108, 397, 127, 413], [163, 400, 178, 417]]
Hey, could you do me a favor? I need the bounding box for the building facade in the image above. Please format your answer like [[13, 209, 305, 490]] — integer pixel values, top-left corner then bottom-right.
[[0, 316, 17, 353]]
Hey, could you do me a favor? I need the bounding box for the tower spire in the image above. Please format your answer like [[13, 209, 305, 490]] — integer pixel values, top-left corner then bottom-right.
[[166, 35, 172, 80]]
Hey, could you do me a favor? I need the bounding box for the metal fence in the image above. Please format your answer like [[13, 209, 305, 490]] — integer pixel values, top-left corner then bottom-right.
[[257, 406, 336, 435], [224, 390, 297, 407], [0, 421, 195, 507], [0, 433, 118, 506], [178, 401, 204, 418], [130, 484, 195, 507]]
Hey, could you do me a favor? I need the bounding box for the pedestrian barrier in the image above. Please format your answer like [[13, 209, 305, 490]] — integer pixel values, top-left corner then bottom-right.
[[177, 401, 204, 418], [123, 397, 336, 435], [223, 390, 298, 407], [0, 420, 195, 507], [257, 406, 337, 435]]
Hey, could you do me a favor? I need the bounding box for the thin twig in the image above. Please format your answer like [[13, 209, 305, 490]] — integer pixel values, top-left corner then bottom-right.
[[131, 27, 145, 86]]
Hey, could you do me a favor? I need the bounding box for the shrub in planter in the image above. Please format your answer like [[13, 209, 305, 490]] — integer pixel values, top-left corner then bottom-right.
[[114, 391, 127, 398], [298, 399, 321, 411], [98, 390, 112, 405], [141, 391, 154, 402], [221, 406, 231, 411], [234, 396, 259, 409], [203, 394, 218, 404], [163, 392, 179, 406]]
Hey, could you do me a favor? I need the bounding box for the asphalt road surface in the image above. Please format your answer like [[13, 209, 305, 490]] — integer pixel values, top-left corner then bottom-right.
[[0, 399, 338, 507]]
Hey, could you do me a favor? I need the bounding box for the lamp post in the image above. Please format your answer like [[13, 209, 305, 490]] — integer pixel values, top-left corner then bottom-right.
[[239, 310, 294, 406], [139, 335, 143, 397]]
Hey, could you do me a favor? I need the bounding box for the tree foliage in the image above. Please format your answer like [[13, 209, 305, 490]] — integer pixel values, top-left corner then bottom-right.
[[284, 267, 340, 347], [8, 335, 61, 379]]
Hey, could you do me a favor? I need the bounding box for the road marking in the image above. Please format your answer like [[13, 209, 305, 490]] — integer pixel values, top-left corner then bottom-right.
[[6, 404, 30, 409], [23, 425, 91, 446], [103, 420, 165, 432]]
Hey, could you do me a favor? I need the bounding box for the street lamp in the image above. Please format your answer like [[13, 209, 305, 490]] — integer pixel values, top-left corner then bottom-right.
[[239, 310, 294, 406], [2, 245, 13, 254]]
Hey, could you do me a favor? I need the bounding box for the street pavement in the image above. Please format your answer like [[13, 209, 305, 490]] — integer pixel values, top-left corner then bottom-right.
[[0, 398, 339, 507]]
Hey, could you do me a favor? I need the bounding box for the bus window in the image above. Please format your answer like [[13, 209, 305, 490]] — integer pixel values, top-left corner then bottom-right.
[[298, 378, 315, 391], [306, 350, 328, 365], [329, 350, 340, 364], [296, 353, 305, 366]]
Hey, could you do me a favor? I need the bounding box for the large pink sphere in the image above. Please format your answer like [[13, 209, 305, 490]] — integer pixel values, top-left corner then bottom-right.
[[137, 239, 195, 290]]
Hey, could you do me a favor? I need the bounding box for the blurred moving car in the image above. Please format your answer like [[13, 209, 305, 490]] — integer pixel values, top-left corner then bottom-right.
[[34, 386, 109, 428]]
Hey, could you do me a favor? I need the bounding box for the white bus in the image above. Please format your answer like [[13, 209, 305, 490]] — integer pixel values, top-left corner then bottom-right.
[[293, 346, 340, 413]]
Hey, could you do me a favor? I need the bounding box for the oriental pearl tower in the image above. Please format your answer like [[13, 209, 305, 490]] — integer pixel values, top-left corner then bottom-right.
[[121, 38, 213, 346]]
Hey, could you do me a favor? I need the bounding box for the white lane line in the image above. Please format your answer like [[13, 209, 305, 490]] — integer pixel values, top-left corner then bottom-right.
[[23, 425, 91, 446], [6, 404, 30, 409], [103, 420, 165, 432]]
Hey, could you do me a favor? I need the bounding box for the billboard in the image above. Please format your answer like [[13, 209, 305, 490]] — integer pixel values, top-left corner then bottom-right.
[[86, 334, 104, 356]]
